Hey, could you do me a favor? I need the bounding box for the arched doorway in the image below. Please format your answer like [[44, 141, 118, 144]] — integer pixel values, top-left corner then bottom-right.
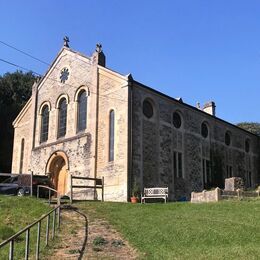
[[46, 151, 69, 196]]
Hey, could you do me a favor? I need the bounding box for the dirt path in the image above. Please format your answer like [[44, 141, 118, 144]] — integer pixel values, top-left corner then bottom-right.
[[49, 206, 138, 259]]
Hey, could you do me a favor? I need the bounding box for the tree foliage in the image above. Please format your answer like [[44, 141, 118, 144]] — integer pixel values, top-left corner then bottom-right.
[[0, 71, 35, 172], [237, 122, 260, 136]]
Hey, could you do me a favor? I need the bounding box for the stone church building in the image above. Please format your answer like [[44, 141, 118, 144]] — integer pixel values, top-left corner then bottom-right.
[[12, 40, 260, 201]]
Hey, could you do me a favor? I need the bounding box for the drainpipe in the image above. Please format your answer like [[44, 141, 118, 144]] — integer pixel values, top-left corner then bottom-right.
[[128, 77, 133, 201], [93, 64, 99, 199]]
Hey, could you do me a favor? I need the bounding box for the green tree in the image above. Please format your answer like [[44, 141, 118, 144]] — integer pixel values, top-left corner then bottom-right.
[[237, 122, 260, 136], [0, 71, 35, 172]]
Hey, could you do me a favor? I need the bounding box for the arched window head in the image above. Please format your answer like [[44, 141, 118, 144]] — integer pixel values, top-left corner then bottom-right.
[[40, 105, 49, 143], [143, 99, 154, 118], [58, 98, 67, 138], [201, 122, 209, 138], [173, 111, 182, 129], [19, 139, 25, 174], [77, 90, 87, 132], [109, 110, 115, 162]]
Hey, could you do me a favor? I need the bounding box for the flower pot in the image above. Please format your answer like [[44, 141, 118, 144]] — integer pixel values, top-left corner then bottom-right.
[[130, 196, 138, 203]]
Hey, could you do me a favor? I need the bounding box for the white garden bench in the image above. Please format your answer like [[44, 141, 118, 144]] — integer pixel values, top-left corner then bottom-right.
[[141, 187, 168, 203]]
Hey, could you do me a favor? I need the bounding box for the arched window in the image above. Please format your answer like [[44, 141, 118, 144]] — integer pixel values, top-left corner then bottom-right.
[[109, 110, 115, 161], [40, 105, 49, 143], [19, 139, 25, 174], [77, 90, 87, 132], [58, 98, 67, 138]]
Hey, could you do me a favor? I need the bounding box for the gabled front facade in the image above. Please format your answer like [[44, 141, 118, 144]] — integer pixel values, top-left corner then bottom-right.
[[12, 44, 130, 201]]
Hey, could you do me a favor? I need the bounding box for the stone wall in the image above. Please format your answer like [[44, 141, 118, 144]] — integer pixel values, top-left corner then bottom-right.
[[131, 82, 260, 201], [191, 188, 221, 203], [12, 100, 33, 173], [96, 67, 129, 201]]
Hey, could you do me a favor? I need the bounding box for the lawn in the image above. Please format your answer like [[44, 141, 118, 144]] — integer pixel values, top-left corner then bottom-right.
[[0, 196, 52, 259], [78, 200, 260, 259]]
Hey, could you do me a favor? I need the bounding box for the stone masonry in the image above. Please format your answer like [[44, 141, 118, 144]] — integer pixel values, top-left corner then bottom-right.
[[12, 41, 260, 202]]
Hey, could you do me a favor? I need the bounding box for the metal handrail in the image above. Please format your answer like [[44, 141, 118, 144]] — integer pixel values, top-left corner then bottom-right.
[[37, 185, 59, 205], [0, 205, 61, 260]]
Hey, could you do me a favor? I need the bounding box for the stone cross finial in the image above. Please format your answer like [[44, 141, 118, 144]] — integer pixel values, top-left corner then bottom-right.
[[96, 43, 102, 53], [63, 36, 70, 48]]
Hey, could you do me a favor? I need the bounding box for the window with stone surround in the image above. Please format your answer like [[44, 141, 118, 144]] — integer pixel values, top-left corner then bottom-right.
[[77, 90, 87, 132], [201, 122, 209, 138], [173, 151, 183, 178], [143, 99, 153, 118], [109, 110, 115, 162], [202, 158, 211, 189], [19, 138, 25, 174], [226, 165, 233, 178], [40, 105, 49, 143], [225, 131, 231, 146], [173, 111, 182, 129], [57, 98, 67, 138], [245, 139, 250, 153]]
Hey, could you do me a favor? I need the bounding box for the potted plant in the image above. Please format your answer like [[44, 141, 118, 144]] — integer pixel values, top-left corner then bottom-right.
[[131, 179, 140, 203]]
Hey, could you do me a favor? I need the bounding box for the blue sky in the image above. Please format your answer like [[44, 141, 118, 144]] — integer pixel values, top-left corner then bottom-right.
[[0, 0, 259, 123]]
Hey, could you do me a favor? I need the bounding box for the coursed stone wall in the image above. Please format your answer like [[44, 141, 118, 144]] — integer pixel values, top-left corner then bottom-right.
[[131, 82, 260, 201]]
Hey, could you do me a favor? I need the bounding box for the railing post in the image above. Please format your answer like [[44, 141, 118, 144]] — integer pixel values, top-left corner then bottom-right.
[[30, 171, 33, 197], [70, 174, 73, 204], [25, 228, 30, 260], [36, 221, 41, 260], [48, 189, 51, 205], [57, 206, 61, 229], [37, 186, 39, 199], [9, 240, 14, 260], [102, 176, 104, 202], [46, 214, 50, 246], [52, 209, 56, 239]]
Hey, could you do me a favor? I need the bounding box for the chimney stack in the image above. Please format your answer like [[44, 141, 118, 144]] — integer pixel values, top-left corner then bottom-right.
[[203, 101, 216, 116]]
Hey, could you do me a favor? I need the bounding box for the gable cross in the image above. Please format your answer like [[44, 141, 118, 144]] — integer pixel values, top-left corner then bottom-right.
[[63, 36, 70, 48]]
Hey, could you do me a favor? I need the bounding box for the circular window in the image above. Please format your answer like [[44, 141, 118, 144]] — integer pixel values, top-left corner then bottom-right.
[[201, 122, 208, 138], [60, 67, 69, 83], [245, 139, 250, 153], [173, 112, 182, 128], [225, 132, 231, 146], [143, 100, 153, 118]]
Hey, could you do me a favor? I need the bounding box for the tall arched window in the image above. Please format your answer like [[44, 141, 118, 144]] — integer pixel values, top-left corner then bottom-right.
[[40, 105, 49, 143], [77, 90, 87, 132], [109, 110, 115, 162], [58, 98, 67, 138], [19, 139, 25, 174]]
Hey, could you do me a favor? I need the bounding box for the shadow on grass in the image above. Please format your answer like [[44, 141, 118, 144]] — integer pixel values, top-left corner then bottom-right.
[[62, 205, 88, 259]]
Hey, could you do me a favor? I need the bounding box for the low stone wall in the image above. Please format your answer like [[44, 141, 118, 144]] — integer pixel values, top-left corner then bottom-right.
[[191, 188, 260, 203], [191, 188, 221, 203]]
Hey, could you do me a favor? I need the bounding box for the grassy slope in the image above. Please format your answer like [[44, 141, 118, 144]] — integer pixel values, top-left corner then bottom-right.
[[0, 196, 51, 259], [79, 200, 260, 259]]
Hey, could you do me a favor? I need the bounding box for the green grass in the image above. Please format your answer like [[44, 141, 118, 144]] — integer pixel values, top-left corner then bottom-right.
[[0, 196, 52, 259], [78, 200, 260, 259]]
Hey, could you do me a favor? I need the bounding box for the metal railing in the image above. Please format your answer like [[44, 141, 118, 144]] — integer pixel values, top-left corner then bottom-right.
[[37, 185, 59, 205], [0, 205, 61, 260]]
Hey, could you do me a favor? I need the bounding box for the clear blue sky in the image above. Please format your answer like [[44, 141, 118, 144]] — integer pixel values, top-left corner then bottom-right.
[[0, 0, 259, 124]]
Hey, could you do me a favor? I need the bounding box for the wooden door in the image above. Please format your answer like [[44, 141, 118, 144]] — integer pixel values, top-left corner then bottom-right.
[[57, 165, 67, 195]]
